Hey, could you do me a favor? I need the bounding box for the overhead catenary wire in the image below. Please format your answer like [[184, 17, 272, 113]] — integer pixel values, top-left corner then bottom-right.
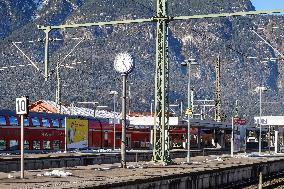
[[12, 42, 44, 76], [189, 27, 281, 61], [5, 37, 86, 77], [48, 38, 84, 77], [251, 29, 284, 61], [9, 36, 84, 45], [0, 62, 83, 72]]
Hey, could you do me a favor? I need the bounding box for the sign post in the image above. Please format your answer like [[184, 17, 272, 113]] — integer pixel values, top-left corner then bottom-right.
[[231, 117, 234, 157], [16, 96, 29, 179]]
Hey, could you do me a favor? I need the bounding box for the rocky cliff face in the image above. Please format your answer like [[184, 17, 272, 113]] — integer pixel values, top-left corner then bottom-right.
[[0, 0, 283, 123]]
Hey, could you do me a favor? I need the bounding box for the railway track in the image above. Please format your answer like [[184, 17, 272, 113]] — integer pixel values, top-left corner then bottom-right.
[[229, 170, 284, 189]]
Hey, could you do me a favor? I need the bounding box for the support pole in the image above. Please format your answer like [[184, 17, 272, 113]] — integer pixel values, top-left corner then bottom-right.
[[20, 115, 24, 179], [268, 125, 271, 154], [259, 171, 263, 189], [275, 128, 279, 153], [259, 89, 262, 154], [153, 0, 170, 163], [214, 56, 221, 122], [197, 128, 201, 149], [231, 117, 234, 157], [187, 62, 191, 163], [64, 117, 67, 152], [121, 74, 127, 168], [56, 61, 61, 113], [113, 94, 116, 150], [43, 27, 51, 81]]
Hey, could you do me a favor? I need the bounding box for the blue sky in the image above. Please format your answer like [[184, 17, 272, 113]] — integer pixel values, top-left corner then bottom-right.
[[251, 0, 284, 10]]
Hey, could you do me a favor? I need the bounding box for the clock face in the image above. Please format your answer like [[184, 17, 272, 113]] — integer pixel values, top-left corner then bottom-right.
[[114, 53, 134, 74]]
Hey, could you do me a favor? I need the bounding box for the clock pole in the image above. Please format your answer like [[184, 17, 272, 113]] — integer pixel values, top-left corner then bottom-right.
[[114, 52, 134, 168], [121, 73, 127, 168]]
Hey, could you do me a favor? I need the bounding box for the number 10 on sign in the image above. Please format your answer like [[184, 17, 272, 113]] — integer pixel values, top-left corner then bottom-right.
[[16, 96, 29, 115]]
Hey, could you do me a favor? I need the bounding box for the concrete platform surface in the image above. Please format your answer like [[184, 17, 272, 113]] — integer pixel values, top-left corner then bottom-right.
[[0, 154, 282, 189]]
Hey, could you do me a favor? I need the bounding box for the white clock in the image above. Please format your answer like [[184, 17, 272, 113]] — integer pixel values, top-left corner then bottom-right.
[[114, 53, 134, 74]]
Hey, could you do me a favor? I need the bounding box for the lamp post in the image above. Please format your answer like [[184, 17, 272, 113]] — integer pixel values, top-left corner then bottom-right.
[[255, 86, 267, 154], [110, 90, 118, 150], [181, 58, 198, 163]]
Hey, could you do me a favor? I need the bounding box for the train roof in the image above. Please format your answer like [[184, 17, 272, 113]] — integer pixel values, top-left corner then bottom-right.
[[30, 100, 121, 120], [0, 109, 109, 122]]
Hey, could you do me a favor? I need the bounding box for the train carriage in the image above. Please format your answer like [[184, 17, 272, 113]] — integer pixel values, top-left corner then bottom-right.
[[0, 110, 66, 151], [0, 109, 219, 152]]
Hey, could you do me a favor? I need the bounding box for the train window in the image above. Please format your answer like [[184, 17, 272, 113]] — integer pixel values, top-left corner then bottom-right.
[[53, 140, 60, 150], [115, 132, 121, 139], [0, 116, 6, 125], [52, 119, 59, 128], [31, 117, 40, 127], [60, 119, 65, 128], [0, 140, 6, 150], [9, 116, 19, 126], [42, 118, 51, 128], [33, 141, 41, 150], [181, 134, 185, 140], [43, 141, 51, 149], [10, 140, 19, 150], [24, 140, 29, 150], [24, 118, 29, 127]]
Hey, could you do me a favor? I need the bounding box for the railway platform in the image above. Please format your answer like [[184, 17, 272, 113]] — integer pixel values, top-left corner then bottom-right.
[[1, 153, 284, 189]]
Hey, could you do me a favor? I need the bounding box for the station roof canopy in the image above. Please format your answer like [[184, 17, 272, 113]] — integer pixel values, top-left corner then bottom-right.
[[179, 118, 232, 129], [254, 116, 284, 126], [29, 100, 121, 119], [129, 116, 232, 129]]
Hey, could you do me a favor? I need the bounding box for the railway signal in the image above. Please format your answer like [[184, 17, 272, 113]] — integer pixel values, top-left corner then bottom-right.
[[16, 96, 29, 179]]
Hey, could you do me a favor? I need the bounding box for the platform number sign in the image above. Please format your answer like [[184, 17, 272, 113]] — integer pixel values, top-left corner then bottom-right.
[[16, 96, 29, 115]]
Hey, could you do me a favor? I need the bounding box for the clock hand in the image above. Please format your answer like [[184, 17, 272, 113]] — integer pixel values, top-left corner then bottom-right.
[[122, 58, 127, 70]]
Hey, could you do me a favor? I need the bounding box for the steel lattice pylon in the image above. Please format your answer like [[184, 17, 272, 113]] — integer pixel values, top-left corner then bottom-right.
[[37, 2, 284, 164], [153, 0, 170, 163], [214, 55, 221, 122]]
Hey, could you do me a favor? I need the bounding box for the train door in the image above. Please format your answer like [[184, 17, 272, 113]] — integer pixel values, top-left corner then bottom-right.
[[126, 134, 131, 149]]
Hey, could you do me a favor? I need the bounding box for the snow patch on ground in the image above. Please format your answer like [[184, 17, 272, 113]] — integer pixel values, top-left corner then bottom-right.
[[39, 169, 72, 177]]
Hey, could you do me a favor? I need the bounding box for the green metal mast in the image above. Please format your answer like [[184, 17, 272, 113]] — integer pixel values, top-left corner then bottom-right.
[[153, 0, 170, 163], [214, 55, 221, 122]]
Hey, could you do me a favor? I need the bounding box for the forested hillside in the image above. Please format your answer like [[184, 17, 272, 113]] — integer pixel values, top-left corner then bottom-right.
[[0, 0, 283, 123]]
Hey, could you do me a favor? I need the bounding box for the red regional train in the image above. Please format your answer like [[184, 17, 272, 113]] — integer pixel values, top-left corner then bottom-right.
[[0, 110, 66, 151], [0, 110, 214, 152]]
